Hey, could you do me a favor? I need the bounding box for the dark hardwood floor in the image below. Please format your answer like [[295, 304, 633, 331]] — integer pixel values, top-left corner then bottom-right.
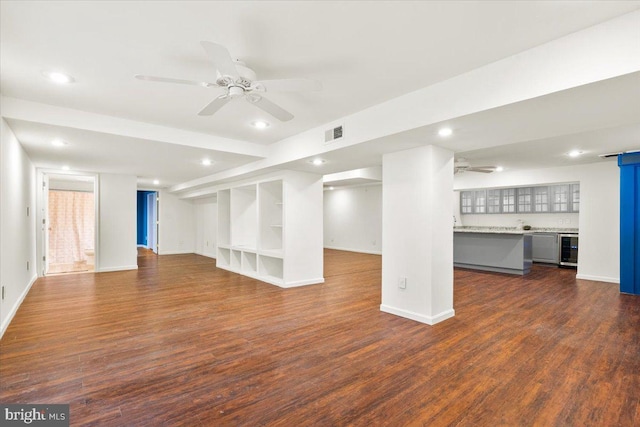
[[1, 249, 639, 426]]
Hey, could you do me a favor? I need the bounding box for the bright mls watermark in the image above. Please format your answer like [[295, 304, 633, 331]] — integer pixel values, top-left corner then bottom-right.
[[0, 404, 69, 426]]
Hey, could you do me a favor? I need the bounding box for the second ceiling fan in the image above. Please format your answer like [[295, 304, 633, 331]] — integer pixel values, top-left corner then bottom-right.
[[135, 41, 321, 122]]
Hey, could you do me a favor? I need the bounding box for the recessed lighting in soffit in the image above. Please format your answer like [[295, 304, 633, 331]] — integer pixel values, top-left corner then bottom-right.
[[251, 121, 270, 129], [438, 127, 453, 137], [43, 71, 75, 84], [51, 138, 68, 147]]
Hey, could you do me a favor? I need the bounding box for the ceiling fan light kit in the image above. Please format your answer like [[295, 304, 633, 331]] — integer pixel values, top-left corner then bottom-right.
[[135, 41, 321, 122]]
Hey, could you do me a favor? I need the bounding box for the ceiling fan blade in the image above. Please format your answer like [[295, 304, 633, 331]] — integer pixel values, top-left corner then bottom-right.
[[246, 95, 294, 122], [198, 95, 231, 116], [134, 74, 216, 88], [253, 78, 322, 92], [468, 168, 495, 173], [200, 41, 239, 79]]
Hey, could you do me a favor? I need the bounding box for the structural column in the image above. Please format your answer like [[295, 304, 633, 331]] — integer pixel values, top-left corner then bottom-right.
[[619, 152, 640, 295], [381, 145, 455, 325]]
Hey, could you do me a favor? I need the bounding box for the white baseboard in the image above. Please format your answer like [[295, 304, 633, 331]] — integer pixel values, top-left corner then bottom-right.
[[324, 246, 382, 255], [576, 274, 620, 284], [279, 277, 325, 288], [158, 250, 194, 255], [194, 251, 216, 259], [98, 265, 138, 272], [0, 273, 37, 339], [380, 304, 455, 325]]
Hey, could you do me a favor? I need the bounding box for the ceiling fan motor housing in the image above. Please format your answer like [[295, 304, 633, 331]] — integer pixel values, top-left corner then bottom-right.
[[228, 86, 245, 98]]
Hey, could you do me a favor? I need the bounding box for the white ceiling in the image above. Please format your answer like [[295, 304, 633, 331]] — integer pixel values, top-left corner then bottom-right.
[[1, 1, 639, 189]]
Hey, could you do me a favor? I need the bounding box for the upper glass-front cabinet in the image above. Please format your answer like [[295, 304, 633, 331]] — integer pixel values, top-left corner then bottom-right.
[[460, 183, 579, 215]]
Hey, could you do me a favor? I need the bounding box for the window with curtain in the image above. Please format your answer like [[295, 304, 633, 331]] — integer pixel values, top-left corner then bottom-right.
[[48, 190, 95, 264]]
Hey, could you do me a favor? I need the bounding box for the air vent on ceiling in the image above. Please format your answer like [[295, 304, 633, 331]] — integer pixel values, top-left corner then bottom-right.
[[325, 125, 343, 143]]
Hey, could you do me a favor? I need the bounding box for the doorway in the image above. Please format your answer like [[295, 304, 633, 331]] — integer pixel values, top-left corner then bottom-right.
[[44, 174, 97, 275], [137, 191, 158, 253]]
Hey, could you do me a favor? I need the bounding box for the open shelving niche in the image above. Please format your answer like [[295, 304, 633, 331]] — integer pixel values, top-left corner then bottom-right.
[[215, 172, 323, 288]]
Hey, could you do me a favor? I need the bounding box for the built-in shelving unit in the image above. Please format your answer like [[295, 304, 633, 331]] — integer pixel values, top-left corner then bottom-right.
[[216, 171, 323, 288]]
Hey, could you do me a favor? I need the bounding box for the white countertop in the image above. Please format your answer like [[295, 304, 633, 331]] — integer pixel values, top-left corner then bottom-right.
[[453, 226, 579, 235]]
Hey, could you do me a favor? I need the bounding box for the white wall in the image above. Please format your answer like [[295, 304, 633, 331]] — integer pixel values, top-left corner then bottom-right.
[[454, 161, 620, 283], [324, 184, 382, 255], [194, 196, 217, 258], [1, 119, 37, 337], [98, 174, 137, 271], [158, 189, 195, 255]]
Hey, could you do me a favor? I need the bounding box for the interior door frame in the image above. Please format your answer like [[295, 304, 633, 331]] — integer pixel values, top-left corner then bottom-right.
[[146, 191, 158, 253], [37, 170, 99, 276]]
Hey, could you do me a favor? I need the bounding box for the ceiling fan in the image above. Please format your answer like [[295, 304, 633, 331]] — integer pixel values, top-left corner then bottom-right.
[[135, 41, 321, 122], [454, 158, 497, 174]]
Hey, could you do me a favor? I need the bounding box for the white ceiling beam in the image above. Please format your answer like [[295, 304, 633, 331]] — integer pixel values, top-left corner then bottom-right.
[[0, 96, 268, 158], [170, 9, 640, 194]]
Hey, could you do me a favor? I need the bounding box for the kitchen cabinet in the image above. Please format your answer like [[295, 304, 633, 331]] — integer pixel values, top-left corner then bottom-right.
[[532, 233, 559, 264], [460, 190, 487, 213], [454, 229, 533, 275], [460, 183, 579, 214]]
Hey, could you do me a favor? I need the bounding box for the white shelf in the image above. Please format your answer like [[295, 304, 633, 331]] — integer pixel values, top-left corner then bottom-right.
[[231, 249, 241, 270], [259, 254, 283, 281], [217, 247, 231, 268], [217, 172, 323, 287], [231, 185, 257, 249], [217, 189, 231, 247], [260, 248, 283, 258], [231, 245, 257, 253], [259, 180, 283, 253], [242, 252, 258, 274]]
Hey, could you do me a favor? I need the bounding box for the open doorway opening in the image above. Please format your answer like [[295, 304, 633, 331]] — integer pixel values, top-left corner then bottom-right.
[[137, 191, 158, 254], [45, 174, 96, 275]]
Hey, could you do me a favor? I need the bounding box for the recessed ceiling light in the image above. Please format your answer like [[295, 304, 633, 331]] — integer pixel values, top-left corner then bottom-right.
[[51, 138, 68, 147], [61, 165, 70, 171], [153, 179, 160, 185], [251, 120, 269, 129], [438, 127, 453, 137], [310, 158, 325, 166], [329, 186, 335, 190], [43, 71, 75, 84], [568, 150, 583, 158], [495, 166, 504, 172], [201, 159, 212, 166]]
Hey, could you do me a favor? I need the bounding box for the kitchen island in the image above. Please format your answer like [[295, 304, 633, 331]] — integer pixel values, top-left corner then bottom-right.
[[454, 227, 533, 275]]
